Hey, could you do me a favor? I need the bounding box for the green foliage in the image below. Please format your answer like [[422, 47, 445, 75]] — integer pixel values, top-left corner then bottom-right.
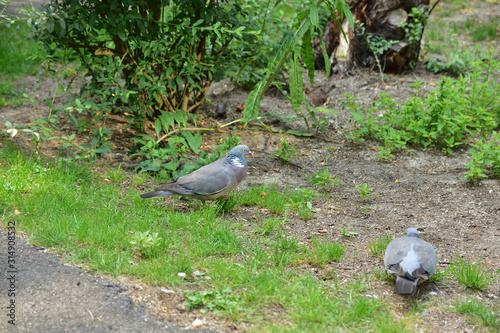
[[359, 22, 398, 78], [355, 183, 373, 199], [242, 0, 353, 126], [454, 298, 500, 330], [309, 167, 340, 191], [129, 230, 163, 259], [345, 56, 500, 168], [308, 237, 346, 267], [470, 22, 498, 42], [254, 214, 287, 236], [464, 132, 500, 183], [271, 137, 299, 163], [131, 136, 240, 180], [26, 1, 249, 117], [369, 233, 392, 258], [451, 255, 500, 291], [184, 288, 243, 314], [239, 184, 317, 219], [399, 7, 429, 69], [339, 227, 358, 237], [0, 22, 48, 106]]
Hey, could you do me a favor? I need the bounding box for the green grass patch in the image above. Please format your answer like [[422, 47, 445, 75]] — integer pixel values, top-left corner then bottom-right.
[[450, 255, 500, 291], [0, 141, 413, 330], [0, 22, 46, 106], [454, 298, 500, 330]]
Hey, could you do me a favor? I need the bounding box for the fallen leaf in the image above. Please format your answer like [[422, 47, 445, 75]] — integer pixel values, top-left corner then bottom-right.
[[236, 104, 244, 112], [318, 229, 328, 233], [14, 209, 21, 215], [369, 146, 379, 151], [261, 191, 267, 197]]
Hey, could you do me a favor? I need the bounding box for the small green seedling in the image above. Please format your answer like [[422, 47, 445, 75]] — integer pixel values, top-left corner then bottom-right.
[[271, 137, 299, 163], [339, 227, 358, 237], [356, 183, 374, 199], [309, 168, 340, 191]]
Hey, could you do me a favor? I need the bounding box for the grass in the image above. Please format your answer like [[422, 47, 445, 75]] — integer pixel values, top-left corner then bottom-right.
[[454, 298, 500, 330], [0, 22, 46, 106], [369, 232, 393, 258], [0, 141, 410, 330], [450, 255, 500, 291]]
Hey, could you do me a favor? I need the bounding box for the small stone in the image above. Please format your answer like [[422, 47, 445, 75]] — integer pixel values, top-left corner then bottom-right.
[[428, 292, 438, 296], [178, 272, 186, 278], [192, 318, 203, 328], [176, 304, 187, 312], [160, 287, 174, 294]]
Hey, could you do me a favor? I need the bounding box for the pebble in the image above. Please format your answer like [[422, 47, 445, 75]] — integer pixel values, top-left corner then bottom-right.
[[192, 318, 204, 328]]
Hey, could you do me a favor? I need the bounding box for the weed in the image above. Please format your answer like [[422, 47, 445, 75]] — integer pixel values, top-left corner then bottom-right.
[[309, 237, 346, 267], [374, 268, 392, 282], [106, 164, 127, 183], [450, 255, 500, 291], [254, 215, 286, 235], [369, 233, 392, 258], [471, 22, 498, 42], [427, 268, 451, 284], [454, 298, 500, 329], [339, 227, 358, 237], [129, 231, 163, 259], [464, 132, 500, 183], [270, 137, 299, 163], [130, 172, 150, 187], [360, 206, 372, 215], [308, 168, 340, 191], [355, 183, 374, 199], [184, 288, 243, 314], [345, 54, 500, 173]]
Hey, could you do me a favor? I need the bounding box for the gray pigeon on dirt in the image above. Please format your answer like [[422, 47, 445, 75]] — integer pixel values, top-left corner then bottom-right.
[[140, 145, 253, 201], [384, 228, 437, 295]]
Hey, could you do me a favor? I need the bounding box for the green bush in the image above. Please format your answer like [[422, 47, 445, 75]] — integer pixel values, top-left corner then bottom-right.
[[345, 55, 500, 166]]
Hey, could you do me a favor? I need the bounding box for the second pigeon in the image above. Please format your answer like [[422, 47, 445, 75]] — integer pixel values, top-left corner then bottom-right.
[[384, 228, 437, 295]]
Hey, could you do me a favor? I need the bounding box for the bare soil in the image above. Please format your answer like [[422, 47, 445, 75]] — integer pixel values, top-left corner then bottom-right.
[[1, 1, 499, 332]]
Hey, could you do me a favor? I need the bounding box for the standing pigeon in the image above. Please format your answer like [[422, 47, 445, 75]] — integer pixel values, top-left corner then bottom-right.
[[140, 145, 253, 201], [384, 228, 437, 295]]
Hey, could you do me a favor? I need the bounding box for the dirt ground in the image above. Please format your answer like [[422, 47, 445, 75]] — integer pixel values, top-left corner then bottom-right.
[[1, 1, 500, 332]]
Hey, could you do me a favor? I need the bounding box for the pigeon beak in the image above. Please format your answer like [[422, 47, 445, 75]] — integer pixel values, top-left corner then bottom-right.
[[249, 150, 254, 157]]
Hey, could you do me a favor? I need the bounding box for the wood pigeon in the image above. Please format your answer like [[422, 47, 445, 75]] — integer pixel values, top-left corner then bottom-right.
[[384, 228, 437, 295], [140, 145, 253, 201]]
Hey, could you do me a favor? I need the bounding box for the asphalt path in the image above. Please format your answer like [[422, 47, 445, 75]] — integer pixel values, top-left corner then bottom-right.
[[0, 232, 212, 332]]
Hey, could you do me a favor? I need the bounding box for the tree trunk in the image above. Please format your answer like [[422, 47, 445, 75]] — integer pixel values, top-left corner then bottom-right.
[[316, 0, 440, 74]]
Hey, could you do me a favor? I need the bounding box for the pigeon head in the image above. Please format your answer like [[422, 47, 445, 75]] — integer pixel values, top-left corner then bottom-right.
[[228, 145, 253, 158], [406, 228, 419, 238], [226, 145, 253, 167]]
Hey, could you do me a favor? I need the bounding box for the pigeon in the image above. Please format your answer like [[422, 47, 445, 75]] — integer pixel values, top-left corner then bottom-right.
[[384, 228, 437, 295], [140, 145, 253, 201]]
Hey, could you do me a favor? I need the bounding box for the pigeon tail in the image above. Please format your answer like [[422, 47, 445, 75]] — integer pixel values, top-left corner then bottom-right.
[[395, 276, 418, 295], [140, 191, 174, 199]]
